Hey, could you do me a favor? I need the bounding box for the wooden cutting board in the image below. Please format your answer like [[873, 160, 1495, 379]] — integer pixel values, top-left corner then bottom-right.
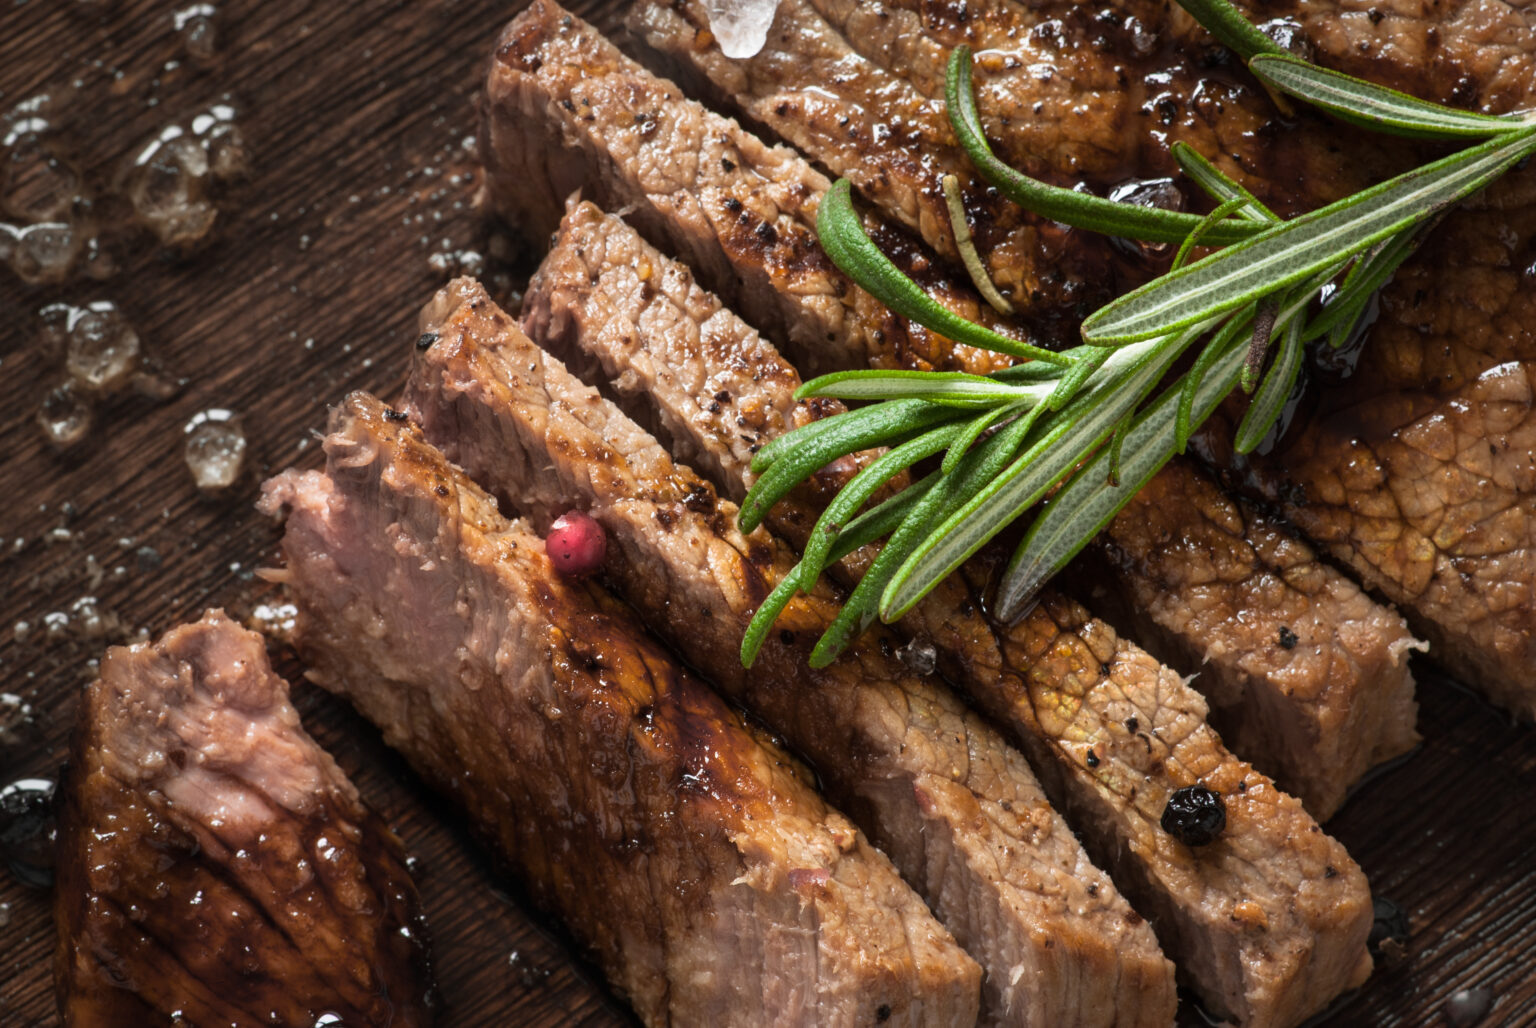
[[1, 2, 1531, 1025]]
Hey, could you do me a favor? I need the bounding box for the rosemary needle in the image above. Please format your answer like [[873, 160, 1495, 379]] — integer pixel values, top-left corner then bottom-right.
[[941, 173, 1014, 314]]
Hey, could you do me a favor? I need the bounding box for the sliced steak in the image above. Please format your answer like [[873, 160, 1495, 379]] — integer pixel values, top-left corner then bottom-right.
[[260, 391, 981, 1028], [1233, 0, 1536, 115], [1194, 173, 1536, 718], [642, 0, 1536, 716], [1141, 0, 1536, 716], [489, 0, 1421, 815], [482, 0, 1025, 373], [519, 203, 1377, 1026], [405, 279, 1176, 1028], [786, 0, 1397, 212], [53, 610, 434, 1028], [632, 0, 1423, 814]]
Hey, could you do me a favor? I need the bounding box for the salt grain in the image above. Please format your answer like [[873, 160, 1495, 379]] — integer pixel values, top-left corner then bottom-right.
[[183, 408, 247, 491]]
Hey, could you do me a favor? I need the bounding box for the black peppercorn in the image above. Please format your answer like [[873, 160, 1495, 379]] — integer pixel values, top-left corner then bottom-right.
[[0, 778, 57, 887], [1160, 784, 1226, 846]]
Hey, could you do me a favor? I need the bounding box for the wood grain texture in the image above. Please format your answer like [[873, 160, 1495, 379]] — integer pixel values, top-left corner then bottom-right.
[[0, 2, 1531, 1026]]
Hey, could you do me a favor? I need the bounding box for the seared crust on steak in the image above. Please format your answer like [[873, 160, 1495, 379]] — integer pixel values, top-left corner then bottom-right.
[[405, 279, 1176, 1028], [482, 0, 1025, 374], [261, 392, 982, 1028], [627, 0, 1116, 329], [1196, 184, 1536, 719], [54, 611, 434, 1028], [519, 205, 1377, 1027]]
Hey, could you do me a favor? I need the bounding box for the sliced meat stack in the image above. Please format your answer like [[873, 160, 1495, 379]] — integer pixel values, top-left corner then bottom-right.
[[515, 198, 1374, 1026], [405, 280, 1176, 1027], [53, 611, 434, 1028], [640, 0, 1536, 719], [260, 392, 984, 1027], [628, 0, 1423, 819]]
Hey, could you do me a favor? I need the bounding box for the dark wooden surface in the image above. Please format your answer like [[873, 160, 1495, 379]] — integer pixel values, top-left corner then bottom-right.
[[0, 2, 1532, 1026]]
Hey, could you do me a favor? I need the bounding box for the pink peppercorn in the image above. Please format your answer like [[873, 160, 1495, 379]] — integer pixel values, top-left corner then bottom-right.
[[545, 511, 606, 576]]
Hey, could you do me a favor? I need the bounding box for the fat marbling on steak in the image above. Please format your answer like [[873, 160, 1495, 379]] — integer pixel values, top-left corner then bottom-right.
[[629, 0, 1422, 821], [259, 392, 981, 1028], [518, 202, 1376, 1027], [404, 279, 1177, 1028], [53, 610, 434, 1027]]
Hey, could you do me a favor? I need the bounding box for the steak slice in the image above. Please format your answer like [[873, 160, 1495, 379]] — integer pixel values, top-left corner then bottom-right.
[[1088, 460, 1423, 818], [519, 203, 1377, 1027], [405, 280, 1176, 1028], [482, 0, 1024, 374], [786, 0, 1396, 212], [631, 0, 1423, 816], [627, 0, 1118, 325], [1194, 175, 1536, 718], [260, 392, 981, 1028], [1125, 0, 1536, 717], [53, 610, 434, 1028], [1232, 0, 1536, 115], [1202, 3, 1536, 718]]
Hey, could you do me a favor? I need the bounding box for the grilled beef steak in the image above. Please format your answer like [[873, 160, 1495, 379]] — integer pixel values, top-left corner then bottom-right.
[[518, 203, 1377, 1027], [630, 0, 1424, 819], [781, 0, 1397, 213], [1195, 191, 1536, 718], [1158, 0, 1536, 718], [260, 393, 982, 1027], [628, 0, 1119, 324], [405, 279, 1177, 1028], [53, 610, 434, 1028], [637, 0, 1536, 717]]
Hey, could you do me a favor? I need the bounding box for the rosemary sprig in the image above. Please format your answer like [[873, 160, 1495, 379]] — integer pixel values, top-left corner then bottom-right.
[[814, 180, 1070, 366], [739, 0, 1536, 666], [1247, 53, 1525, 140], [1081, 126, 1536, 344]]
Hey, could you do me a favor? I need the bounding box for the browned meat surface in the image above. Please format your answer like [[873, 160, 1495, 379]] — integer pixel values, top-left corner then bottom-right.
[[482, 0, 1023, 374], [53, 610, 434, 1028], [639, 0, 1536, 717], [1091, 460, 1422, 818], [520, 203, 1377, 1027], [628, 0, 1118, 330], [1234, 0, 1536, 115], [260, 392, 981, 1028], [630, 0, 1115, 330], [406, 279, 1176, 1028], [1195, 176, 1536, 718], [790, 0, 1396, 212], [633, 0, 1424, 819], [1168, 0, 1536, 717]]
